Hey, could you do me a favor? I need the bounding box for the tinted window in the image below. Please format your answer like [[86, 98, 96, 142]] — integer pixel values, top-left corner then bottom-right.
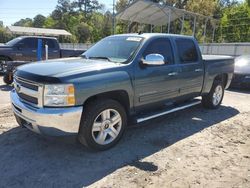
[[143, 38, 173, 64], [43, 39, 56, 49], [176, 39, 198, 63], [19, 38, 37, 49]]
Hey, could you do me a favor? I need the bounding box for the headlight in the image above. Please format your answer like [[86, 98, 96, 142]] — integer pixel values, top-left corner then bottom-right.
[[44, 84, 75, 107]]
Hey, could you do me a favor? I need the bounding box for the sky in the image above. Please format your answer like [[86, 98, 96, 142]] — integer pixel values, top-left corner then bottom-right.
[[0, 0, 113, 26]]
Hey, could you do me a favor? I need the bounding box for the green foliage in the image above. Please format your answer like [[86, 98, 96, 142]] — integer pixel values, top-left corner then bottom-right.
[[33, 15, 46, 28], [217, 2, 250, 42], [0, 26, 12, 43], [13, 18, 33, 27]]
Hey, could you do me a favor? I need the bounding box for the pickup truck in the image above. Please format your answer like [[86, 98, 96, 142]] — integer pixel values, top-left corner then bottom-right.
[[0, 36, 85, 74], [10, 33, 234, 150]]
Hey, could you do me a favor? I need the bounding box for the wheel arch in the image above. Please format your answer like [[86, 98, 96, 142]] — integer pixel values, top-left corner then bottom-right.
[[83, 90, 131, 115], [214, 73, 229, 88]]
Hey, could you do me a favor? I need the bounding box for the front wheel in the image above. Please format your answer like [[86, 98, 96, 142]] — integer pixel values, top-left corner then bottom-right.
[[202, 81, 224, 109], [78, 99, 127, 151], [3, 72, 13, 85]]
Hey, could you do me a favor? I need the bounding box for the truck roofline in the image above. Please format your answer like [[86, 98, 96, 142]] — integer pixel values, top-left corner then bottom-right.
[[109, 33, 195, 40]]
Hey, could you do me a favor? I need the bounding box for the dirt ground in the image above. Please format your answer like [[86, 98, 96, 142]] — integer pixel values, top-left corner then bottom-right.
[[0, 77, 249, 188]]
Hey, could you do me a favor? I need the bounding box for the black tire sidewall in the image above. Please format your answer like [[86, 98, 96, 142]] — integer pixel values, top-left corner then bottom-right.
[[78, 99, 127, 151], [3, 72, 13, 85], [202, 81, 224, 109]]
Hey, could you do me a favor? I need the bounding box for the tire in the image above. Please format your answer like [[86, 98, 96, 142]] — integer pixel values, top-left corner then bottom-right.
[[3, 72, 13, 85], [78, 99, 127, 151], [202, 81, 224, 109], [14, 114, 25, 127]]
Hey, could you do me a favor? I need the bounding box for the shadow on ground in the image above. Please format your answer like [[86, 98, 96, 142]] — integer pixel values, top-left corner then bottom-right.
[[0, 83, 13, 91], [0, 104, 239, 187]]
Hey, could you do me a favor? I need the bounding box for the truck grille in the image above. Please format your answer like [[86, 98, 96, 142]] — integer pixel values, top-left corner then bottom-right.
[[14, 76, 43, 107]]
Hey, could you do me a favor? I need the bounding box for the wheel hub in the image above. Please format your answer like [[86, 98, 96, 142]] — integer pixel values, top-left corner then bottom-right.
[[102, 120, 110, 130]]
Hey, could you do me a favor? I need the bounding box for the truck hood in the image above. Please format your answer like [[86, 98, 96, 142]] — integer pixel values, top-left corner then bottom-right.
[[15, 57, 123, 83], [0, 45, 11, 49]]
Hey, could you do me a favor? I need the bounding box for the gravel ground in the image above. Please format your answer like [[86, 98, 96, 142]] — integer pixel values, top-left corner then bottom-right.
[[0, 77, 249, 188]]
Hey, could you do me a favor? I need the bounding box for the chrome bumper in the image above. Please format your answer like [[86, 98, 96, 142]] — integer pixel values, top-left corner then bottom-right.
[[10, 90, 83, 136]]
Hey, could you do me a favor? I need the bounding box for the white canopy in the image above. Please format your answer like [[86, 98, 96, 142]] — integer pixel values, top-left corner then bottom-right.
[[116, 0, 212, 26], [7, 26, 72, 36]]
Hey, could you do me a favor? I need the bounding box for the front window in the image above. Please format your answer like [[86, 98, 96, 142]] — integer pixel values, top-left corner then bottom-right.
[[82, 36, 143, 63]]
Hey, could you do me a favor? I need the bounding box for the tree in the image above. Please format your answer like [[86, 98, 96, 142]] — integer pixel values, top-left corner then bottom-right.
[[217, 2, 250, 42], [75, 22, 92, 42], [33, 14, 46, 28], [0, 26, 13, 43], [72, 0, 104, 19], [13, 18, 33, 27]]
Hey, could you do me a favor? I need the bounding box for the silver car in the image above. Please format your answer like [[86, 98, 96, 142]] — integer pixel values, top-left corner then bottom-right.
[[231, 55, 250, 88]]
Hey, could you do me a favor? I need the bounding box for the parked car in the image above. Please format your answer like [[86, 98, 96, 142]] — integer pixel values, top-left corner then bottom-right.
[[230, 55, 250, 88], [0, 36, 85, 83], [10, 33, 234, 150]]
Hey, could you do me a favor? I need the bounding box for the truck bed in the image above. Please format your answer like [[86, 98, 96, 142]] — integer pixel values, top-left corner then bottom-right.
[[202, 54, 234, 60]]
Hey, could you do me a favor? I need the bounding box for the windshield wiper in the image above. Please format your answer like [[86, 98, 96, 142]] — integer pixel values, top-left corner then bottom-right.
[[88, 56, 111, 62]]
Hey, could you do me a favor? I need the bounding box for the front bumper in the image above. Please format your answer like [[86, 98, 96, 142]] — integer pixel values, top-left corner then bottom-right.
[[10, 90, 83, 136], [231, 74, 250, 88]]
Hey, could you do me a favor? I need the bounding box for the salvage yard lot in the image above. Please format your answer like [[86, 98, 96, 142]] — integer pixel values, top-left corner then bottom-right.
[[0, 76, 249, 188]]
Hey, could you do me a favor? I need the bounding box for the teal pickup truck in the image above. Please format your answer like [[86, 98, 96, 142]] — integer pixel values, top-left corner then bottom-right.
[[11, 33, 234, 150]]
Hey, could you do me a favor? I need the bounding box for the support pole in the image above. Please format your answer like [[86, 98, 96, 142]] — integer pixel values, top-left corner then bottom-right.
[[181, 13, 184, 34], [112, 0, 115, 34], [193, 16, 196, 37], [168, 10, 171, 33], [127, 21, 132, 33], [203, 18, 208, 43], [212, 26, 216, 43], [45, 44, 48, 60], [37, 39, 42, 61]]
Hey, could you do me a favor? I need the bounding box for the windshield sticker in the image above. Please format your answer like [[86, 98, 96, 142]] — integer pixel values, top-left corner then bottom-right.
[[126, 37, 142, 42]]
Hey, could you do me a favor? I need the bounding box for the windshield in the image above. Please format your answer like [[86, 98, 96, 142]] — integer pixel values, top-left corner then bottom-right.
[[5, 37, 23, 46], [82, 36, 143, 63]]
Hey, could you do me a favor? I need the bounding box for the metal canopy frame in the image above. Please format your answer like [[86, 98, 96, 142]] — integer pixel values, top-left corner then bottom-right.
[[116, 0, 218, 42]]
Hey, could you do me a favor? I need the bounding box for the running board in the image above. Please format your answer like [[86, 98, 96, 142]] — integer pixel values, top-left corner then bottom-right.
[[136, 99, 201, 123]]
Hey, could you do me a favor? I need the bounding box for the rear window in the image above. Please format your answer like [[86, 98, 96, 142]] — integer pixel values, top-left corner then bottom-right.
[[43, 39, 56, 49], [176, 39, 198, 63]]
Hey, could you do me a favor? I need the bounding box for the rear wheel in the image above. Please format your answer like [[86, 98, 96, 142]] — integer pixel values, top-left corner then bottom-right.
[[202, 81, 224, 109], [78, 99, 127, 151]]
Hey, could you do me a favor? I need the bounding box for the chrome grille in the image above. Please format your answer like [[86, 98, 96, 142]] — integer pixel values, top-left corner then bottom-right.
[[14, 76, 43, 107]]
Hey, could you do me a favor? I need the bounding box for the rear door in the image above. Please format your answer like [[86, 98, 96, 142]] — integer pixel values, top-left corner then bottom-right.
[[42, 38, 60, 60], [175, 38, 204, 99], [134, 37, 180, 108]]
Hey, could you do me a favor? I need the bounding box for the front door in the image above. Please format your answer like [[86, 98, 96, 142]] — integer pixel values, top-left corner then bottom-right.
[[14, 38, 38, 61], [134, 37, 180, 109]]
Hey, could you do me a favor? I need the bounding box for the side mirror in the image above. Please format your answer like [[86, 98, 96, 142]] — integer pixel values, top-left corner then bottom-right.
[[142, 54, 165, 66]]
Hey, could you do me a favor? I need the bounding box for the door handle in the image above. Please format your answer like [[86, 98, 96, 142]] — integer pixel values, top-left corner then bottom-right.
[[53, 50, 58, 53], [168, 72, 178, 76], [32, 50, 37, 53], [195, 68, 203, 72]]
